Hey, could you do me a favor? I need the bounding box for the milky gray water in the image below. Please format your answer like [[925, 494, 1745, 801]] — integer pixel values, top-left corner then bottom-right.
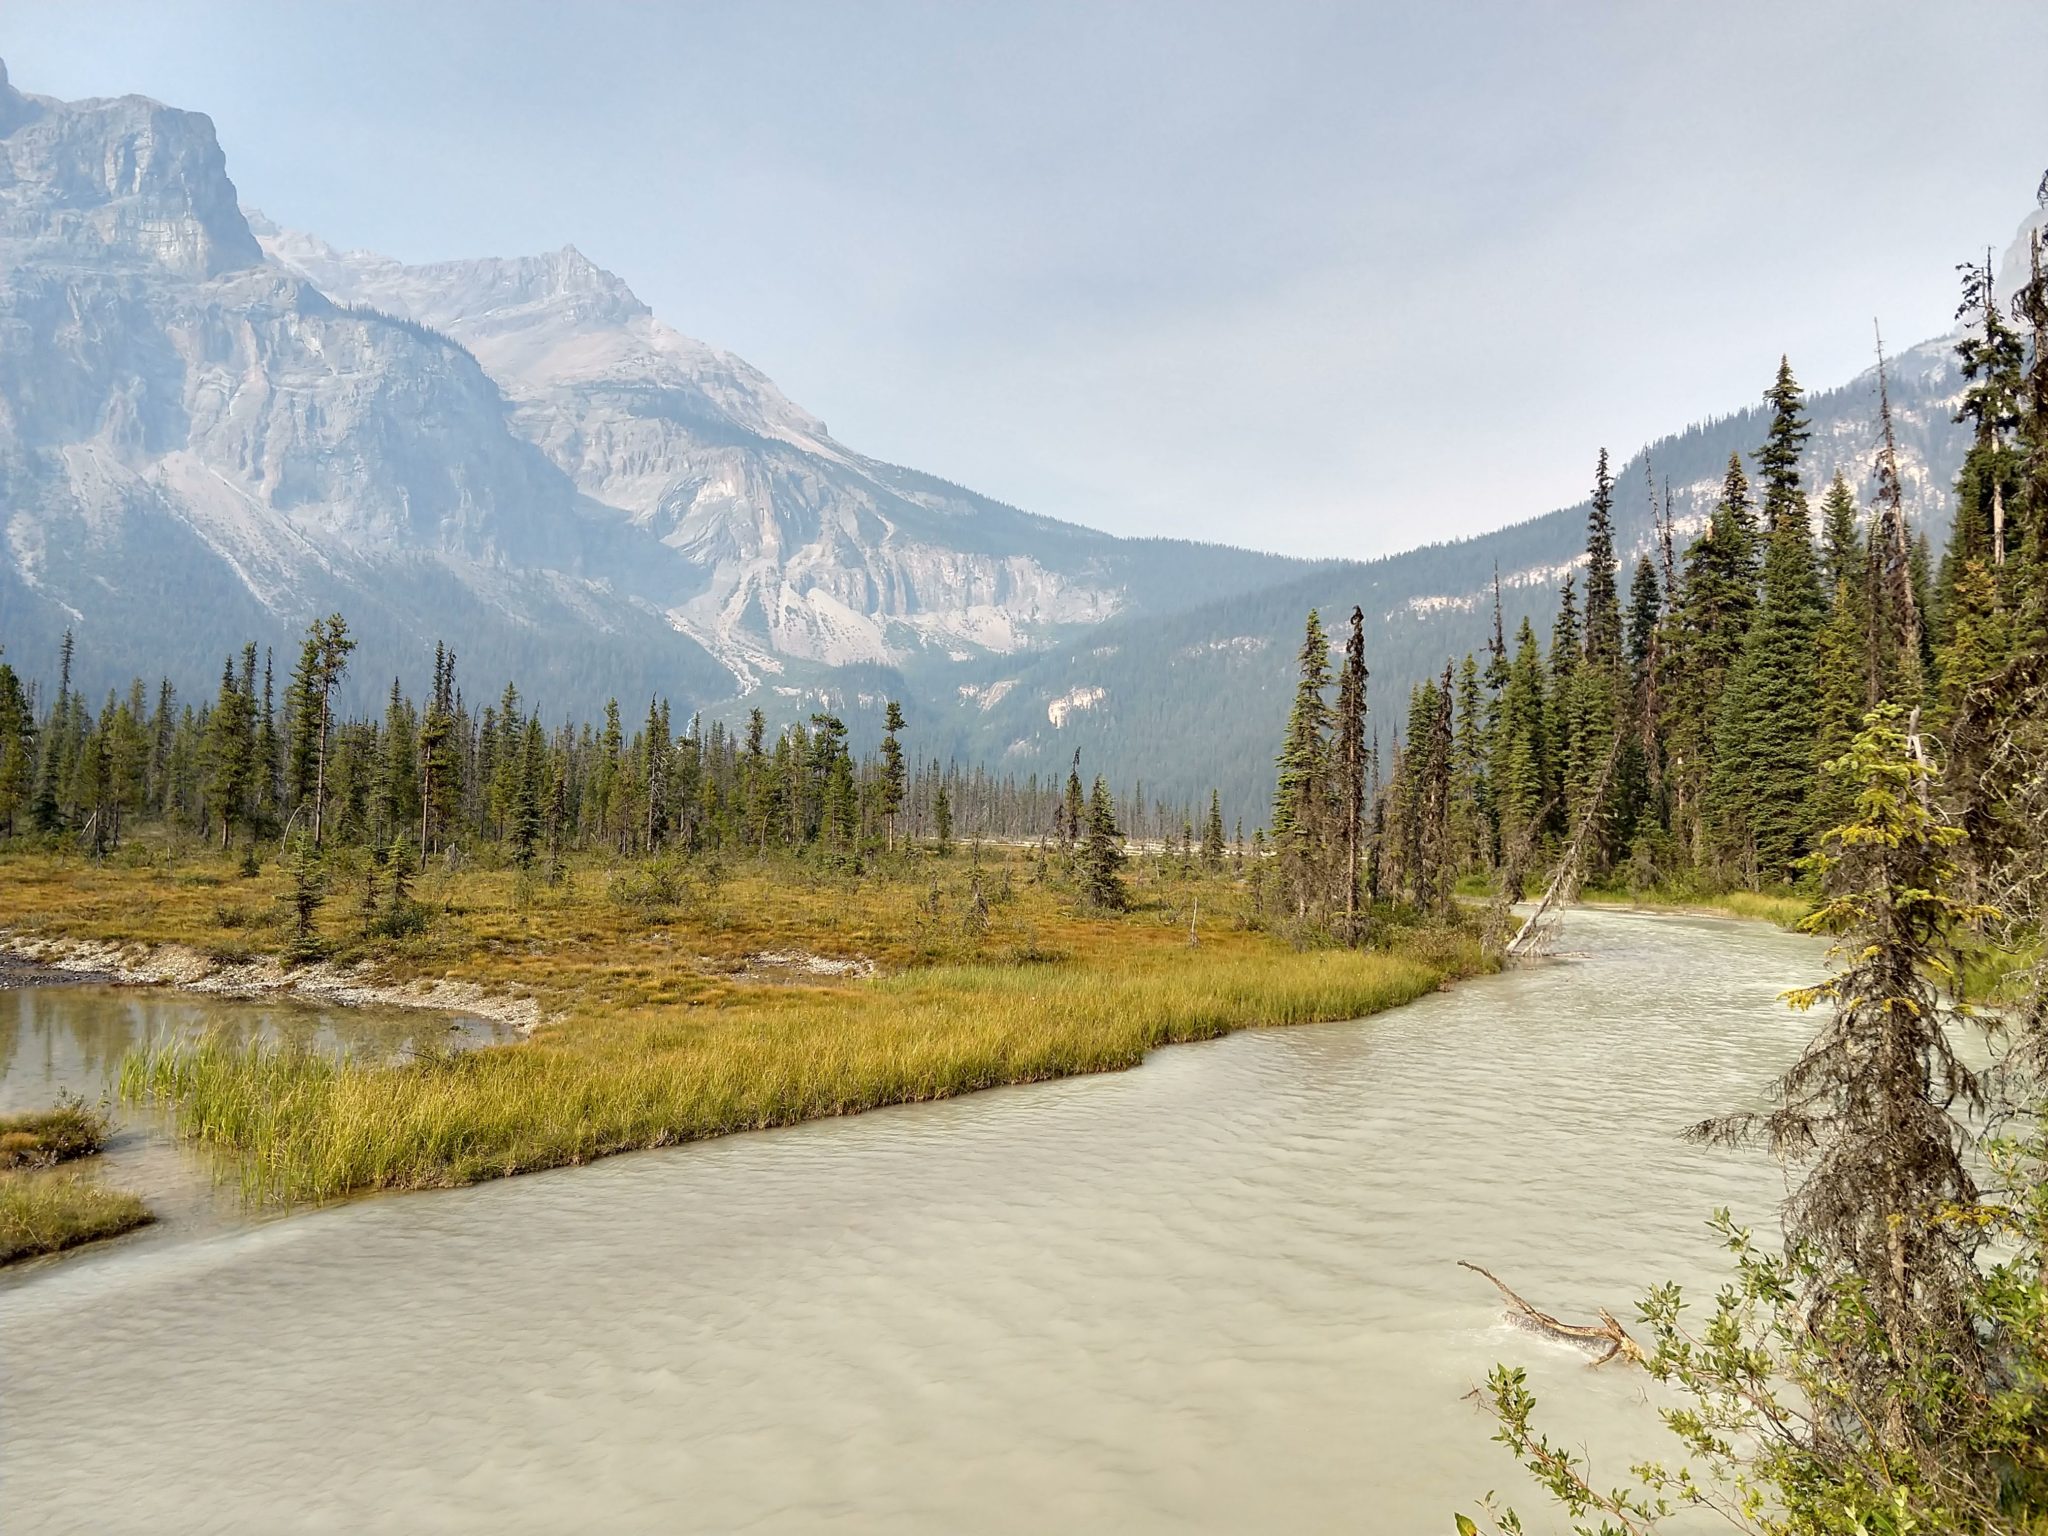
[[0, 910, 1823, 1533]]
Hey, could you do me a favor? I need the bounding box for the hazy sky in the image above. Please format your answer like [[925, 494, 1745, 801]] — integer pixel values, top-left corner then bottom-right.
[[8, 3, 2047, 559]]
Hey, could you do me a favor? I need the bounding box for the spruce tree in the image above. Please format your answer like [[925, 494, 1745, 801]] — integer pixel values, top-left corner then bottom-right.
[[1722, 365, 1826, 884], [1333, 605, 1369, 933], [378, 678, 418, 847], [1669, 453, 1760, 862], [512, 717, 546, 868], [308, 616, 353, 844], [1452, 652, 1489, 871], [1201, 789, 1225, 868], [1582, 449, 1622, 667], [1758, 356, 1813, 542], [205, 654, 256, 850], [1060, 750, 1084, 851], [287, 632, 323, 815], [1699, 705, 1991, 1426], [1619, 554, 1663, 846], [1416, 662, 1456, 913], [1625, 556, 1661, 686], [1272, 610, 1333, 920], [1080, 776, 1128, 910], [0, 658, 28, 836], [878, 700, 907, 850], [1944, 248, 2026, 601], [1817, 473, 1863, 595], [1491, 618, 1549, 864]]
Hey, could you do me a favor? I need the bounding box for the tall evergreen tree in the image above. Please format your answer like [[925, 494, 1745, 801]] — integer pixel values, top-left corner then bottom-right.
[[1582, 449, 1622, 667], [1333, 605, 1369, 935], [1201, 788, 1226, 868], [1272, 609, 1333, 920], [1758, 356, 1814, 541], [1946, 249, 2026, 586], [1818, 473, 1863, 596], [204, 654, 256, 850], [1491, 618, 1549, 868], [1669, 453, 1760, 862], [1718, 365, 1827, 884], [877, 700, 907, 851]]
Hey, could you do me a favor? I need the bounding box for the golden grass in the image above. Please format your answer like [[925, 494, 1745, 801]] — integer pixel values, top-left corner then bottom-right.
[[1577, 884, 1813, 930], [6, 835, 1485, 1206], [0, 1170, 152, 1265], [122, 942, 1463, 1203]]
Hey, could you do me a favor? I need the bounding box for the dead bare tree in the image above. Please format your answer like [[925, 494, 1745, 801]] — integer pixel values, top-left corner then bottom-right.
[[1506, 735, 1622, 960]]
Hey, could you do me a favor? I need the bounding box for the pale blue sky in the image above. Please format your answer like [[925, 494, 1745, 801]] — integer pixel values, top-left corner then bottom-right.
[[7, 2, 2046, 558]]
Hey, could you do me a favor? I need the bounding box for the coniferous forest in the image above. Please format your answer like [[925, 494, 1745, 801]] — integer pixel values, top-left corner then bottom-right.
[[0, 623, 1237, 878], [1267, 226, 2048, 942]]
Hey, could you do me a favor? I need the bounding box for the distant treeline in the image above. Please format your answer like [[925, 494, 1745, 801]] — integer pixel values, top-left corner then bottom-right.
[[0, 622, 1233, 866]]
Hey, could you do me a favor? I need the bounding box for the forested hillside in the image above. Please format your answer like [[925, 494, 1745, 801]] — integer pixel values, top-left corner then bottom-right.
[[1262, 222, 2048, 924]]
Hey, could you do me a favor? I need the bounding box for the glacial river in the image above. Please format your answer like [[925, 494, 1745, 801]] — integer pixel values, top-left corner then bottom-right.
[[0, 909, 1823, 1533]]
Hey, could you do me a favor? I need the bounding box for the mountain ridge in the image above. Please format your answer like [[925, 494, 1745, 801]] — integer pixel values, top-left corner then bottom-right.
[[0, 58, 2025, 823]]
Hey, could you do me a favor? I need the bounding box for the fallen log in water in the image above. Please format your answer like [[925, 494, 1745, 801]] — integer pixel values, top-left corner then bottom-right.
[[1459, 1260, 1644, 1367]]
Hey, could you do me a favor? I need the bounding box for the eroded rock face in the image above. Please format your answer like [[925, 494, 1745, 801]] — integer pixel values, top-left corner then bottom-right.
[[0, 68, 260, 278], [0, 58, 1153, 705], [259, 226, 1127, 674]]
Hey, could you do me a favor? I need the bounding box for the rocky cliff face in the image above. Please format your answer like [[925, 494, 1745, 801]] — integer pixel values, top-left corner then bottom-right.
[[1, 61, 1276, 710], [255, 223, 1130, 681], [0, 59, 259, 278]]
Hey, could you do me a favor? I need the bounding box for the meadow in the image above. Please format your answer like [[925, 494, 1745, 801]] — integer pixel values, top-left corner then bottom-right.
[[2, 836, 1485, 1207]]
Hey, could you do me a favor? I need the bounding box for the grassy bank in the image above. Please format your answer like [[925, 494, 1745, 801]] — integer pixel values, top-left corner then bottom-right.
[[1575, 884, 1813, 929], [3, 836, 1484, 1207], [0, 1170, 153, 1264], [0, 1097, 108, 1169], [122, 941, 1462, 1203]]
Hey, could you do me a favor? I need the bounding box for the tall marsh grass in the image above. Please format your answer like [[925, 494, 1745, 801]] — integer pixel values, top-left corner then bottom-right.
[[122, 944, 1458, 1205]]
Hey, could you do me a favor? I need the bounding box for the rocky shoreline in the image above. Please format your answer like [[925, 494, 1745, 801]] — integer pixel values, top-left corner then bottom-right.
[[0, 934, 545, 1032]]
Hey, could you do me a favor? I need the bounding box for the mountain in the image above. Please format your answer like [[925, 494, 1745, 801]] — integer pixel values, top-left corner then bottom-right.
[[0, 59, 2027, 825], [945, 323, 1989, 822], [0, 60, 1296, 722]]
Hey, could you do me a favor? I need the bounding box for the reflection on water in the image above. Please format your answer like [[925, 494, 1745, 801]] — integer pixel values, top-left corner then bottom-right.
[[0, 984, 508, 1111], [1, 911, 1822, 1534], [0, 986, 510, 1253]]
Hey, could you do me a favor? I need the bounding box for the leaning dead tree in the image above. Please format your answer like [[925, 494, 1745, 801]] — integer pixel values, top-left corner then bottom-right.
[[1459, 1262, 1643, 1367], [1505, 736, 1623, 960]]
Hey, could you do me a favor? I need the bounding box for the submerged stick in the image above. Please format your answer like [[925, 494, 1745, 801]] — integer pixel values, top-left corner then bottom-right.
[[1459, 1260, 1643, 1367]]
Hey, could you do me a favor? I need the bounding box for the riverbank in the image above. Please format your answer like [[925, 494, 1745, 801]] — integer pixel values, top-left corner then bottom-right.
[[0, 1171, 152, 1264], [1, 841, 1488, 1208], [1574, 884, 1812, 929], [1, 933, 546, 1031], [0, 1100, 153, 1265]]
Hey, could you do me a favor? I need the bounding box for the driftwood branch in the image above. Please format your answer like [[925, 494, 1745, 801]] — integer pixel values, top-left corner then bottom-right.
[[1460, 1260, 1644, 1367]]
